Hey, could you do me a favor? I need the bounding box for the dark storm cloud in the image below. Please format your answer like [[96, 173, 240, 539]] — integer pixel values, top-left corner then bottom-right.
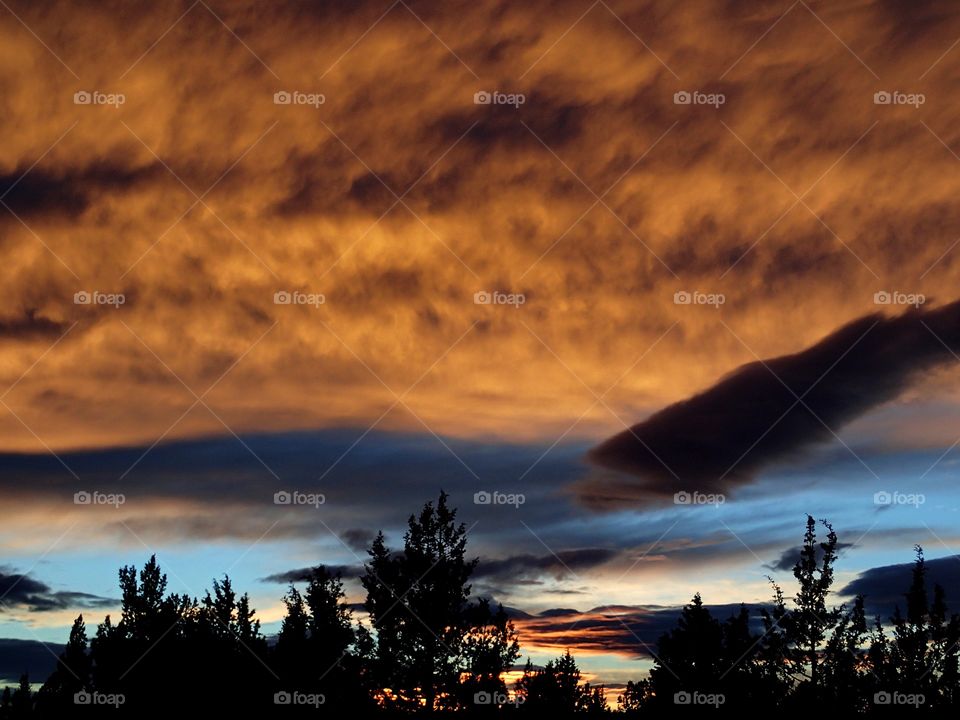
[[0, 571, 116, 613], [839, 555, 960, 615], [585, 300, 960, 508]]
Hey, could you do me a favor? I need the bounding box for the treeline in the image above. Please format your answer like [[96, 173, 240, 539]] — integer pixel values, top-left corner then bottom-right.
[[621, 518, 959, 714], [2, 495, 958, 715]]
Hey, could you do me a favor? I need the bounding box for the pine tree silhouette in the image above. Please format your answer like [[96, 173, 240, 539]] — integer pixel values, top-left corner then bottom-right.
[[361, 490, 478, 710], [19, 501, 960, 715], [516, 649, 607, 712]]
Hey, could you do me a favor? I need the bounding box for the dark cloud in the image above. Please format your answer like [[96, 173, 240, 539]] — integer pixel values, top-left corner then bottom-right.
[[839, 554, 960, 616], [512, 602, 766, 658], [585, 300, 960, 508], [0, 429, 586, 542], [342, 528, 377, 553], [0, 639, 62, 683], [477, 548, 618, 581], [765, 541, 856, 572], [261, 548, 617, 589], [259, 564, 362, 584], [0, 163, 160, 221], [0, 570, 116, 613], [0, 309, 68, 340]]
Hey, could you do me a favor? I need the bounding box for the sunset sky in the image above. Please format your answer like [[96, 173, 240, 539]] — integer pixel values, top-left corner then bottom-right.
[[2, 0, 960, 692]]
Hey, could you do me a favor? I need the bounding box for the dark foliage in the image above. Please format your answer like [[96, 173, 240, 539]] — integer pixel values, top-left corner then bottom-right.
[[1, 505, 952, 715]]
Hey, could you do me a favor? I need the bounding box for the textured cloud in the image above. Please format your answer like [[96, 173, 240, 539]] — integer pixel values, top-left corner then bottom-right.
[[0, 0, 960, 454], [585, 301, 960, 507]]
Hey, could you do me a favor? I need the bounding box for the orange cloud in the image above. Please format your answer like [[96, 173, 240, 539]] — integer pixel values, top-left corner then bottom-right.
[[1, 0, 959, 454]]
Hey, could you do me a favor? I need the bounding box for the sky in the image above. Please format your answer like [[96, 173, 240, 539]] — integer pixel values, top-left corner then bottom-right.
[[2, 0, 960, 693]]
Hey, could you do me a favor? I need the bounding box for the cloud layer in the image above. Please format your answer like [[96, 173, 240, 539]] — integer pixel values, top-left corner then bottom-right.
[[1, 0, 960, 453]]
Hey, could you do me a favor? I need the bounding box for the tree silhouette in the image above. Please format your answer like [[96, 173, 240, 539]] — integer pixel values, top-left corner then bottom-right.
[[0, 675, 32, 720], [274, 565, 370, 710], [18, 502, 960, 715], [457, 598, 521, 710], [870, 546, 960, 710], [632, 516, 960, 713], [34, 616, 90, 715], [516, 650, 607, 713], [791, 517, 841, 700], [361, 491, 477, 710], [643, 594, 769, 710]]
